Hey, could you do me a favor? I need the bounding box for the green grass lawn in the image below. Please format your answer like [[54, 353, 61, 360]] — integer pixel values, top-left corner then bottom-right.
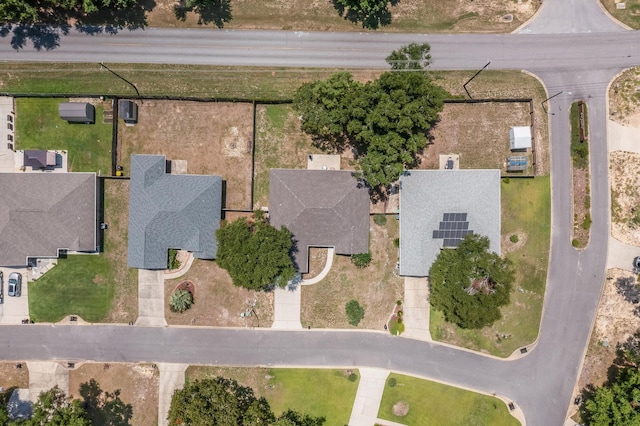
[[378, 374, 519, 425], [185, 367, 359, 425], [15, 98, 112, 175], [28, 255, 114, 322], [430, 177, 551, 357], [267, 369, 359, 425]]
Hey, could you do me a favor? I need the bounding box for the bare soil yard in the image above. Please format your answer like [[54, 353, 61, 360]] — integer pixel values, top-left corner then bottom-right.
[[147, 0, 537, 33], [611, 152, 640, 246], [165, 259, 273, 327], [117, 101, 253, 210], [421, 101, 533, 173], [103, 179, 139, 323], [610, 67, 640, 126], [572, 167, 591, 248], [576, 270, 639, 397], [301, 217, 403, 329], [68, 362, 159, 426], [0, 363, 29, 389]]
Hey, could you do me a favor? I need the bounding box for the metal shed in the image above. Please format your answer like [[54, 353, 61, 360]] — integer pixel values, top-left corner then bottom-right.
[[509, 126, 532, 150], [118, 100, 138, 124], [58, 102, 95, 124]]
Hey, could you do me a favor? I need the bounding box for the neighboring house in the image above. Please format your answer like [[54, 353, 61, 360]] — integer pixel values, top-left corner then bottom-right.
[[127, 154, 222, 270], [269, 169, 369, 274], [23, 150, 57, 170], [399, 169, 501, 277], [0, 172, 97, 267]]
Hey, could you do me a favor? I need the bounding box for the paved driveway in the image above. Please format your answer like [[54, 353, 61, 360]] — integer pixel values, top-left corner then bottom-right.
[[0, 268, 29, 324], [136, 269, 166, 327]]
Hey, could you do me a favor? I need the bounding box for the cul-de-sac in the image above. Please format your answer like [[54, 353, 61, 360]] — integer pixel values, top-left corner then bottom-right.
[[1, 1, 640, 425]]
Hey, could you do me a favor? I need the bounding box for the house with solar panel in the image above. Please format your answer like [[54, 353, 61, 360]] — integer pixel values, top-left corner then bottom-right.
[[398, 169, 501, 277]]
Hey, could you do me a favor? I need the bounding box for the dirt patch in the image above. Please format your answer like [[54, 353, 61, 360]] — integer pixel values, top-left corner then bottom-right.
[[610, 151, 640, 245], [392, 400, 410, 417], [502, 230, 527, 253], [577, 269, 640, 391], [419, 102, 533, 173], [68, 362, 159, 426], [609, 68, 640, 126], [572, 166, 591, 248], [118, 101, 254, 210], [175, 280, 196, 297], [103, 179, 138, 323], [0, 363, 29, 390], [301, 217, 403, 329], [164, 259, 274, 327]]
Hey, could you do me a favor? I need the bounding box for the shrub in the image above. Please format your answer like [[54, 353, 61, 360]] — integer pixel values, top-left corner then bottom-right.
[[582, 213, 592, 230], [373, 214, 387, 226], [396, 300, 402, 306], [345, 300, 365, 326], [572, 239, 580, 247], [168, 249, 181, 270], [387, 377, 397, 388], [351, 252, 372, 269], [502, 177, 510, 184], [509, 234, 519, 243], [393, 237, 400, 247], [389, 318, 405, 335], [348, 373, 358, 382], [170, 289, 193, 313]]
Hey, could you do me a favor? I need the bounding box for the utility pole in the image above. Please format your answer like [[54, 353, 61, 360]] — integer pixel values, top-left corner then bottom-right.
[[463, 61, 490, 99], [99, 62, 141, 97]]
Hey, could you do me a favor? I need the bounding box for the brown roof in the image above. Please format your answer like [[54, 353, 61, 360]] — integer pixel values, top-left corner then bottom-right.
[[269, 169, 370, 273]]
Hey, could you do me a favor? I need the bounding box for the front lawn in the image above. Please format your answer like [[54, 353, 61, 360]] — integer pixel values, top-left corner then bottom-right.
[[378, 373, 519, 425], [15, 98, 112, 175], [186, 367, 359, 425], [430, 177, 551, 357], [29, 254, 113, 322]]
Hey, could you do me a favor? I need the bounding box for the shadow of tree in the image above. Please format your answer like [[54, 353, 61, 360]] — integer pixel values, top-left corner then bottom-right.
[[332, 0, 399, 30], [174, 0, 232, 28], [79, 379, 133, 426], [0, 0, 155, 50]]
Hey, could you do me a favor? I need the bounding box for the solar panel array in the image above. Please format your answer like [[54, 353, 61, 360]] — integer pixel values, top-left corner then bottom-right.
[[432, 213, 473, 247]]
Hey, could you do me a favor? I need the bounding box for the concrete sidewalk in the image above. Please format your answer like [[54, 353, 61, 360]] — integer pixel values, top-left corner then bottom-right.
[[608, 120, 640, 153], [272, 284, 302, 329], [607, 236, 640, 271], [402, 277, 431, 341], [136, 269, 167, 327], [157, 363, 187, 426], [349, 368, 403, 426]]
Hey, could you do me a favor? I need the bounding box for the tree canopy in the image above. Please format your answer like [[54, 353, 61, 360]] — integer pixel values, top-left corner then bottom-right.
[[215, 212, 296, 290], [168, 377, 325, 426], [429, 234, 514, 329], [386, 43, 432, 70], [581, 367, 640, 425], [25, 386, 90, 426], [332, 0, 399, 29], [294, 67, 447, 190], [173, 0, 232, 28]]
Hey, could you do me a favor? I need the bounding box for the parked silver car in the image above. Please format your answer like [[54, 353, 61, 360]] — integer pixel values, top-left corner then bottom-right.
[[8, 272, 21, 297]]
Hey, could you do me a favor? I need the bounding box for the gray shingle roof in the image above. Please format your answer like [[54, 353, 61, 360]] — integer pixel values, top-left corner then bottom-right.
[[127, 155, 222, 270], [0, 172, 96, 266], [269, 169, 370, 274], [399, 169, 501, 277]]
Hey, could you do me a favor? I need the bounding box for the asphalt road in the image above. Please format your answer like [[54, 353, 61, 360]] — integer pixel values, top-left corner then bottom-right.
[[0, 2, 637, 425]]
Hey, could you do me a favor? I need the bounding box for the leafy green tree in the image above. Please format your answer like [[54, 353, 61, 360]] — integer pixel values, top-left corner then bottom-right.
[[581, 368, 640, 425], [173, 0, 232, 28], [170, 289, 194, 313], [293, 71, 358, 153], [168, 377, 324, 426], [215, 213, 296, 290], [0, 0, 140, 24], [78, 379, 133, 426], [333, 0, 399, 29], [27, 386, 90, 426], [294, 70, 447, 191], [345, 300, 365, 326], [385, 43, 432, 70], [429, 234, 514, 329]]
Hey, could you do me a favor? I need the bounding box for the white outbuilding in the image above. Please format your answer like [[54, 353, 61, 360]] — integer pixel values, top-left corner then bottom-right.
[[509, 126, 532, 150]]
